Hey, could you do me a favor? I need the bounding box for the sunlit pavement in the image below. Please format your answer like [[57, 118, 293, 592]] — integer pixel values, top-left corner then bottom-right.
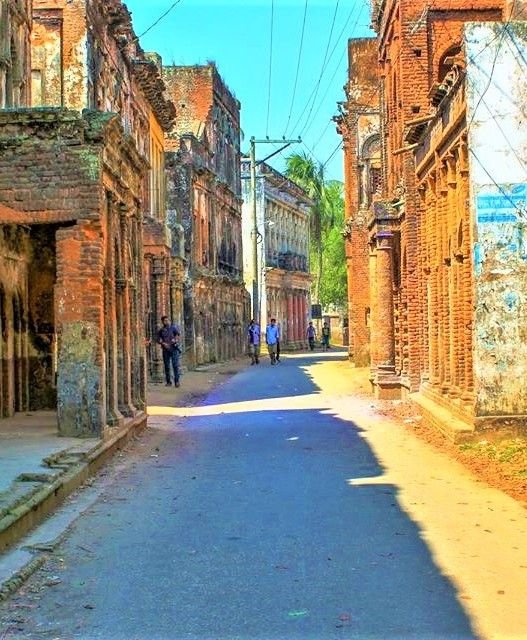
[[2, 350, 527, 639]]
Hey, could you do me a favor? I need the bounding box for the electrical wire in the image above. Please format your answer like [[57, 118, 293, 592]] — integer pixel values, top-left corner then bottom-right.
[[290, 0, 341, 137], [136, 0, 184, 40], [322, 140, 343, 169], [283, 0, 309, 137], [266, 0, 275, 138], [302, 1, 367, 140]]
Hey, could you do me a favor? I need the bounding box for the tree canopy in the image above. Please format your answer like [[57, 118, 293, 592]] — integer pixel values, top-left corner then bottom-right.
[[285, 152, 347, 310]]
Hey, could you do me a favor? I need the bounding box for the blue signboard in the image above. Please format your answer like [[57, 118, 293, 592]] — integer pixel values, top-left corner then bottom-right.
[[476, 183, 526, 224]]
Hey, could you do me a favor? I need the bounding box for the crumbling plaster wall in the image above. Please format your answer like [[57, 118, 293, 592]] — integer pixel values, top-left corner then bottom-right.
[[466, 22, 527, 418]]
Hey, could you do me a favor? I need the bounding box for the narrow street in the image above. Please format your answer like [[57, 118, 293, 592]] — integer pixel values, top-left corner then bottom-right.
[[1, 351, 527, 640]]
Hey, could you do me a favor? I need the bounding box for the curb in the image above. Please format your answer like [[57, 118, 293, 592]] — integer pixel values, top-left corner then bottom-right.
[[0, 412, 147, 555]]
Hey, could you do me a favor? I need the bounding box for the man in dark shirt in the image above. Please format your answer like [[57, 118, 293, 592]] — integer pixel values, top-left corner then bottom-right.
[[157, 316, 181, 387]]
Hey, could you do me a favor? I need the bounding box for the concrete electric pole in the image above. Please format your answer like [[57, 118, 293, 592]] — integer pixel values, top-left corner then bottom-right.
[[249, 136, 301, 324]]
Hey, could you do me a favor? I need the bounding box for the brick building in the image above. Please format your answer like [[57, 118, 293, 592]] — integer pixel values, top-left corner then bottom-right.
[[30, 0, 176, 384], [163, 64, 248, 367], [0, 0, 174, 436], [339, 0, 527, 435], [241, 161, 312, 348], [0, 0, 32, 108], [335, 38, 380, 367]]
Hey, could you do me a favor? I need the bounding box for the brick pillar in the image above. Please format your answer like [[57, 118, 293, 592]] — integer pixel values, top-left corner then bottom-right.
[[287, 293, 294, 347], [294, 293, 301, 343], [373, 231, 400, 399], [117, 208, 135, 417], [302, 294, 308, 345], [55, 223, 106, 437], [150, 258, 166, 383], [368, 241, 378, 374]]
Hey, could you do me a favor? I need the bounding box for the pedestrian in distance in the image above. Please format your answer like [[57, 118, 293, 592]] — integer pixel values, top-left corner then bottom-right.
[[321, 321, 331, 352], [306, 321, 317, 351], [276, 320, 282, 363], [157, 315, 181, 387], [247, 319, 261, 365], [265, 318, 279, 365]]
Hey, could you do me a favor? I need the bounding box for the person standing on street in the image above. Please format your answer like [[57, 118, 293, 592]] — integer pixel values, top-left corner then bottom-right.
[[265, 318, 279, 365], [321, 321, 331, 352], [306, 321, 317, 351], [247, 319, 261, 365], [157, 315, 181, 387], [276, 321, 282, 363]]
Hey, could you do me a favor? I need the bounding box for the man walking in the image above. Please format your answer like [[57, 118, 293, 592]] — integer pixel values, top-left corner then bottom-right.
[[306, 321, 317, 351], [157, 315, 181, 387], [265, 318, 279, 365], [247, 319, 261, 365], [276, 320, 282, 363]]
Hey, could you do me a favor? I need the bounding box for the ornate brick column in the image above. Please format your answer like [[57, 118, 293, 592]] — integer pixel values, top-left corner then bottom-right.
[[373, 231, 400, 399], [294, 293, 301, 343], [287, 293, 294, 347]]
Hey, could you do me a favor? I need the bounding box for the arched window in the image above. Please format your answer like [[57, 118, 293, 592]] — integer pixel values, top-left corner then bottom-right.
[[360, 134, 382, 207]]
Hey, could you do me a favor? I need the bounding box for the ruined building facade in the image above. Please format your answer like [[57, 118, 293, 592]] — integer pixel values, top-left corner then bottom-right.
[[30, 0, 177, 385], [163, 64, 248, 367], [336, 38, 380, 367], [0, 0, 175, 435], [0, 0, 32, 108], [241, 161, 312, 348], [339, 0, 527, 436]]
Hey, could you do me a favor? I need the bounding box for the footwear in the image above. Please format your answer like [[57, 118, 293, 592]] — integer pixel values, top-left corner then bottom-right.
[[175, 381, 180, 387], [165, 383, 171, 387]]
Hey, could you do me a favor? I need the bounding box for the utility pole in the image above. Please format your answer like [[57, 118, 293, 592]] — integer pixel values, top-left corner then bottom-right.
[[249, 136, 301, 325]]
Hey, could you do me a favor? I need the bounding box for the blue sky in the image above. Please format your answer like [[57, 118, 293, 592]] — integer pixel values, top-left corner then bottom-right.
[[126, 0, 374, 181]]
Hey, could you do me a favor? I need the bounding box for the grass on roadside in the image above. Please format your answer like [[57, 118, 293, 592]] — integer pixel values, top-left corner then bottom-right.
[[458, 438, 527, 478]]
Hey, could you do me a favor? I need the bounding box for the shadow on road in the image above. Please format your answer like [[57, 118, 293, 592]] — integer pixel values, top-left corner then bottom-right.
[[1, 349, 478, 639]]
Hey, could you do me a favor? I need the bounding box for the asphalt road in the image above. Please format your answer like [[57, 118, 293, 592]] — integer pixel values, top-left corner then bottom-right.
[[1, 352, 477, 639]]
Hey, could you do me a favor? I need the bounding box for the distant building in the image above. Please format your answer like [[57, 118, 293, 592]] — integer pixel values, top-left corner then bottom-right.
[[241, 161, 312, 348], [163, 63, 249, 367]]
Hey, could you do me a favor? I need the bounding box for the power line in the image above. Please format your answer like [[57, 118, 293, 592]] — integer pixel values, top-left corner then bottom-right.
[[283, 0, 309, 137], [322, 140, 343, 168], [136, 0, 184, 40], [266, 0, 275, 138], [291, 0, 341, 137], [302, 1, 367, 139], [312, 119, 333, 151]]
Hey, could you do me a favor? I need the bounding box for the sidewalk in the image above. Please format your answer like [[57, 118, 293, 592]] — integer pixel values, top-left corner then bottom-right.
[[0, 358, 248, 558]]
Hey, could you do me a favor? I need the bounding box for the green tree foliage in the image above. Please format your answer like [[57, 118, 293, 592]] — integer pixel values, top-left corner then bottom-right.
[[285, 152, 347, 309]]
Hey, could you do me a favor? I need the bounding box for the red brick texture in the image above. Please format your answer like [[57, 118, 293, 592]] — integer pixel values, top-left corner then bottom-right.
[[336, 39, 379, 367]]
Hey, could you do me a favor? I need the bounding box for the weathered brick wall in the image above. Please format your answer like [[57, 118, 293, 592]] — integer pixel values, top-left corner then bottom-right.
[[164, 64, 246, 367], [337, 38, 379, 367], [0, 223, 30, 417], [0, 0, 32, 108], [372, 0, 513, 395], [0, 109, 101, 221], [414, 80, 473, 416], [0, 109, 147, 436]]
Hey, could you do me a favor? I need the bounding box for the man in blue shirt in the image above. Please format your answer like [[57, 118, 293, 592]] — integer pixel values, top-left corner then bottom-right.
[[157, 315, 181, 387], [265, 318, 279, 365]]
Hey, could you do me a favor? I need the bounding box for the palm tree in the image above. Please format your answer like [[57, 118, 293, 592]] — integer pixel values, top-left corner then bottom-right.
[[285, 152, 336, 304]]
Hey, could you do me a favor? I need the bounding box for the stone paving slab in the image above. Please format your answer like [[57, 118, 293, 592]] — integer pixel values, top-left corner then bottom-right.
[[0, 412, 83, 495]]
